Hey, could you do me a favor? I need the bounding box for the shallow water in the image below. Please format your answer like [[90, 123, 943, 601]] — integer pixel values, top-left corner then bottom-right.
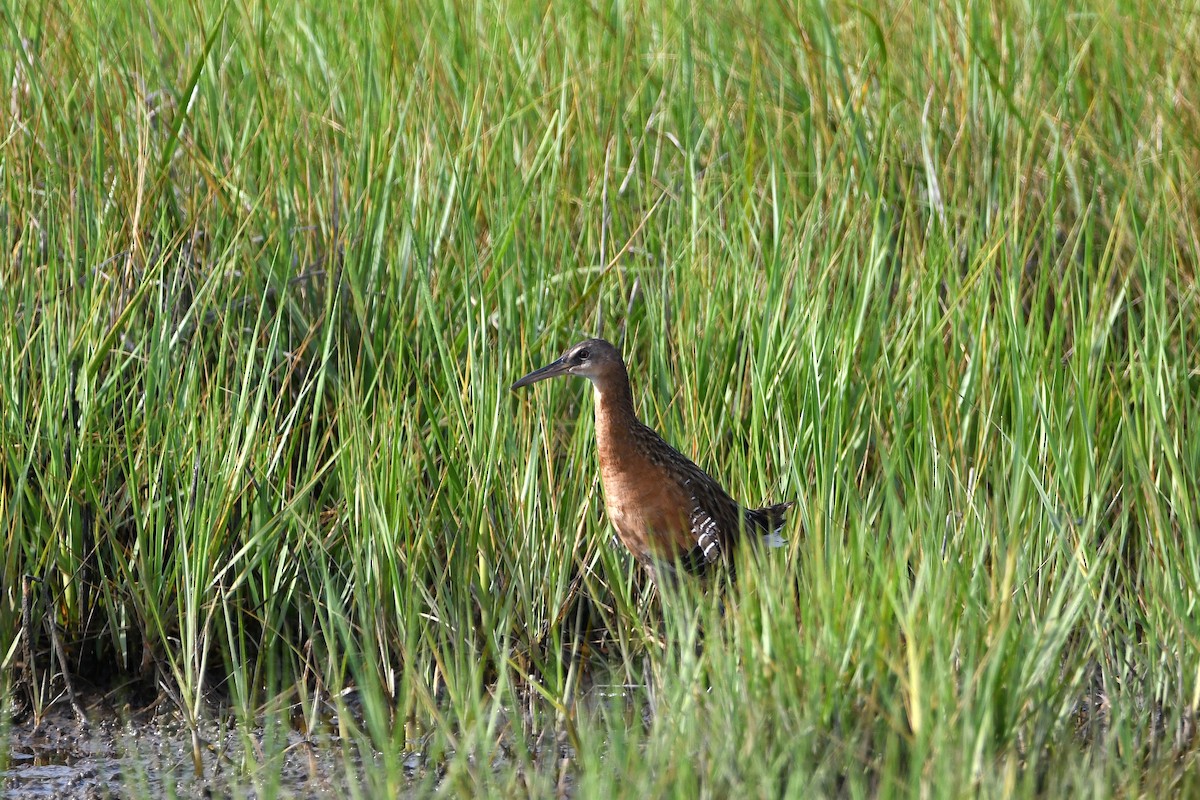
[[3, 699, 356, 799], [3, 666, 647, 797]]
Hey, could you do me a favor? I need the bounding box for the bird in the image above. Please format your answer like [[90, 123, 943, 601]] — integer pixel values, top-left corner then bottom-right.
[[511, 337, 791, 583]]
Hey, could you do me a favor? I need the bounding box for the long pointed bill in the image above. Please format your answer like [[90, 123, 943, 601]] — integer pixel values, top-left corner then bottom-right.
[[511, 356, 570, 390]]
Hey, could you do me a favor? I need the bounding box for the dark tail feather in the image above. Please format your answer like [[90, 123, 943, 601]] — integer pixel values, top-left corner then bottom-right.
[[746, 501, 793, 546]]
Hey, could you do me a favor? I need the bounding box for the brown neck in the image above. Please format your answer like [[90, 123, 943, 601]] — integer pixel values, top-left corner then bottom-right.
[[592, 362, 638, 431]]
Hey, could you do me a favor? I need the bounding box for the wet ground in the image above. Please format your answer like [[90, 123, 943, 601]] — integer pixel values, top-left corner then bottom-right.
[[6, 679, 1197, 797], [3, 696, 358, 799], [2, 680, 598, 799]]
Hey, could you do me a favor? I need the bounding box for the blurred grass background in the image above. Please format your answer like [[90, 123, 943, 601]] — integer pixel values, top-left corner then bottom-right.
[[2, 0, 1198, 795]]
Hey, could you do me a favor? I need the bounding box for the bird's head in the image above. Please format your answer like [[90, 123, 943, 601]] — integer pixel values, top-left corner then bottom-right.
[[511, 337, 624, 389]]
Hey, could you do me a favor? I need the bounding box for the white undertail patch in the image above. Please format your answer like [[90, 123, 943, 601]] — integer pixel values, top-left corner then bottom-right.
[[760, 532, 787, 548]]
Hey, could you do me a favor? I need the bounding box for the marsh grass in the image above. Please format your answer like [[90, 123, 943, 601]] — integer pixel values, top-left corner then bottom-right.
[[2, 0, 1199, 795]]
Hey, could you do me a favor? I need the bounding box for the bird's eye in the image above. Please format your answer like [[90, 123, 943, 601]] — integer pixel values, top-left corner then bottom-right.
[[576, 349, 590, 361]]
